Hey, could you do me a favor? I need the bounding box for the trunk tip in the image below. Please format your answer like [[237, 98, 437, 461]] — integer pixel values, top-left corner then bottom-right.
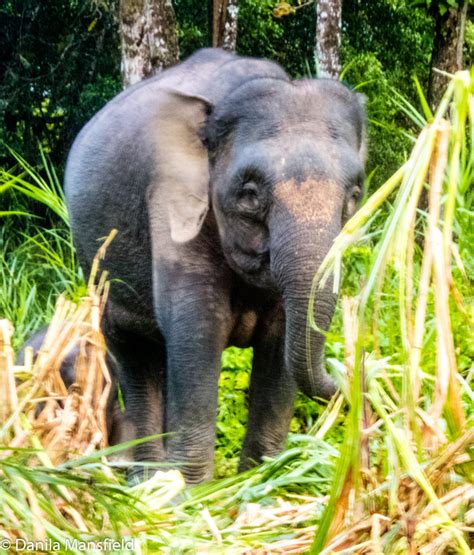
[[298, 373, 337, 401]]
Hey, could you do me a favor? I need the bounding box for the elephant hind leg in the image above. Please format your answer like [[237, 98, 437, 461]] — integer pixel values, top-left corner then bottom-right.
[[104, 326, 166, 481]]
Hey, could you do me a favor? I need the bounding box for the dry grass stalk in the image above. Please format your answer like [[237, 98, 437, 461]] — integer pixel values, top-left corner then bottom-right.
[[29, 296, 111, 464], [424, 122, 464, 435], [0, 242, 113, 465], [0, 320, 22, 438], [310, 74, 473, 554]]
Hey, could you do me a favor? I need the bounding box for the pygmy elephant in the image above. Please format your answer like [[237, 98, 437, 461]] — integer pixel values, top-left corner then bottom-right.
[[65, 48, 366, 483]]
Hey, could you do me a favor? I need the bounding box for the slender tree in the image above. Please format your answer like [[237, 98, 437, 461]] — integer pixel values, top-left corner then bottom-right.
[[315, 0, 342, 78], [212, 0, 239, 52], [120, 0, 179, 87], [428, 1, 468, 108]]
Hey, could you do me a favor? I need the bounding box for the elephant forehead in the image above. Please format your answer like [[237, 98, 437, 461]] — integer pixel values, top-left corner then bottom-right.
[[274, 179, 343, 224]]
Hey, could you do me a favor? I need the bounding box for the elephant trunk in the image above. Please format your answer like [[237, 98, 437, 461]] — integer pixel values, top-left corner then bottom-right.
[[283, 284, 337, 399], [272, 222, 339, 400]]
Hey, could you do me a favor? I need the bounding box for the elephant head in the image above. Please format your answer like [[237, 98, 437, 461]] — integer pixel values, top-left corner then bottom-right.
[[154, 74, 366, 400]]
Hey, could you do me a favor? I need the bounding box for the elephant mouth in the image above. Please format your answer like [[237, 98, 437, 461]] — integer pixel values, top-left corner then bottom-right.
[[232, 246, 269, 271], [225, 246, 275, 288]]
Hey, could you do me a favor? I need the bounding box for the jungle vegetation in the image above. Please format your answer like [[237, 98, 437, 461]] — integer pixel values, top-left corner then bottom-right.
[[0, 1, 473, 552]]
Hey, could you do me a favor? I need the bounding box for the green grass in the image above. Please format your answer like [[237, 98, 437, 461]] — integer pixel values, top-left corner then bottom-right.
[[0, 436, 338, 552], [0, 147, 85, 348]]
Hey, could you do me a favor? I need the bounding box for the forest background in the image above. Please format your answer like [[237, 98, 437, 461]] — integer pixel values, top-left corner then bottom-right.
[[1, 0, 473, 182]]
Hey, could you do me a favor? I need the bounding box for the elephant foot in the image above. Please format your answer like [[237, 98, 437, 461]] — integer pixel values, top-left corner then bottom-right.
[[239, 441, 284, 473], [166, 451, 214, 485], [126, 464, 154, 486], [178, 463, 213, 485], [126, 459, 212, 487]]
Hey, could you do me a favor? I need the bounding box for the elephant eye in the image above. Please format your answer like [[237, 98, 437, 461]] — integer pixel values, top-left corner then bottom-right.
[[350, 185, 362, 202], [343, 185, 362, 224], [238, 181, 260, 213]]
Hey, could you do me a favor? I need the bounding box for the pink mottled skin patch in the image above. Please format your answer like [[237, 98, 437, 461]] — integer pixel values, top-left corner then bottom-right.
[[274, 179, 343, 224]]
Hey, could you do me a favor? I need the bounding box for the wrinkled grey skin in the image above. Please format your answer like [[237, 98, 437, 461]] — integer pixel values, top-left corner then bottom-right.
[[65, 48, 366, 483], [17, 327, 125, 446]]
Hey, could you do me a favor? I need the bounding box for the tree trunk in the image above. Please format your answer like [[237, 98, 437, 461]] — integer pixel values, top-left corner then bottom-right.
[[120, 0, 179, 88], [315, 0, 342, 78], [212, 0, 239, 52], [428, 1, 468, 109]]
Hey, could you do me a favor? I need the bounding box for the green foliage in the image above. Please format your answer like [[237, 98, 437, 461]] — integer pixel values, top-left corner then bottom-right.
[[341, 0, 435, 183], [343, 0, 434, 87], [215, 347, 252, 477], [0, 152, 84, 348], [0, 219, 84, 350], [409, 0, 463, 16], [0, 0, 448, 188], [174, 0, 209, 59], [342, 53, 414, 185], [0, 436, 338, 551], [237, 0, 316, 76], [0, 0, 121, 168], [310, 71, 473, 552], [464, 18, 474, 67], [175, 0, 317, 76]]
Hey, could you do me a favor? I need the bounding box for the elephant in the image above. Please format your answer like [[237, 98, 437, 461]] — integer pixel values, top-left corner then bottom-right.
[[64, 48, 366, 484], [17, 326, 126, 447]]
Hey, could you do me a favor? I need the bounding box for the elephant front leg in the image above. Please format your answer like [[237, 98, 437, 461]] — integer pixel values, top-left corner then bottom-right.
[[239, 308, 297, 471], [163, 295, 231, 484]]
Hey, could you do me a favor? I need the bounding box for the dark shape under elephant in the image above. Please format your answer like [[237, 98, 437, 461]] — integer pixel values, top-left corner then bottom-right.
[[16, 326, 126, 447], [62, 48, 366, 483]]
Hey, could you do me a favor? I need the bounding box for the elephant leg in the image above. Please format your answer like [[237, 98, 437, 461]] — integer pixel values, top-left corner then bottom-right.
[[162, 289, 231, 484], [105, 328, 165, 480], [239, 307, 297, 471]]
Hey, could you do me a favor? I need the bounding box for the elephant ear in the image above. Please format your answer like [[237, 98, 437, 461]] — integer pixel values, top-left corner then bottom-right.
[[153, 90, 211, 243], [355, 92, 368, 166]]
